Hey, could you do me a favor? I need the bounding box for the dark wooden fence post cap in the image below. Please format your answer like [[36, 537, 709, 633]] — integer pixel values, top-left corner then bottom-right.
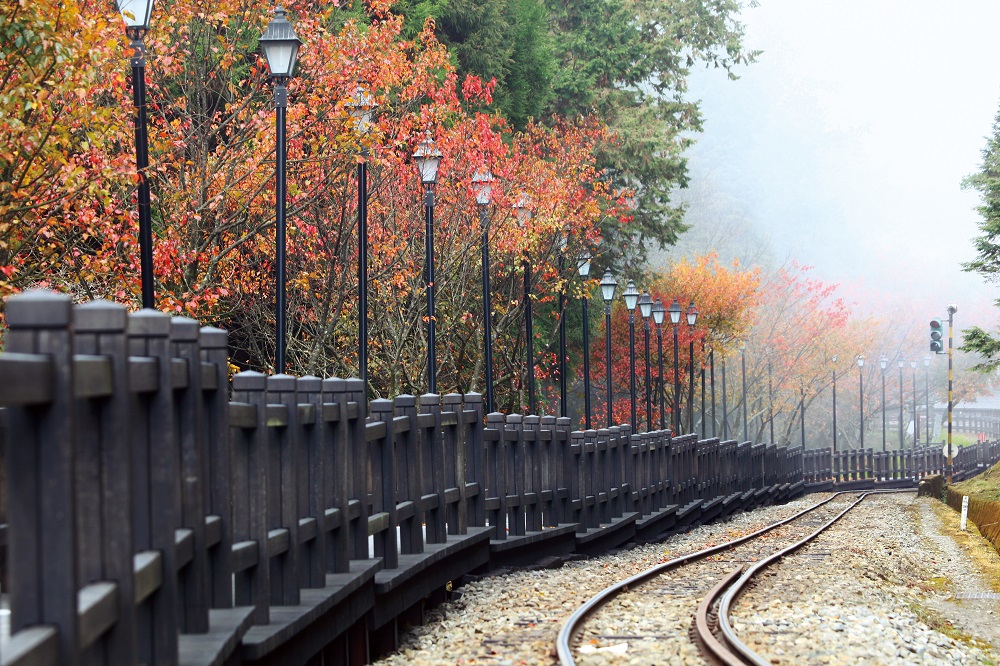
[[170, 316, 200, 341], [524, 415, 540, 425], [267, 374, 296, 392], [571, 431, 585, 441], [199, 326, 228, 349], [127, 309, 171, 336], [394, 394, 416, 408], [297, 375, 321, 392], [555, 416, 571, 427], [232, 371, 267, 391], [486, 413, 504, 424], [370, 398, 393, 413], [506, 414, 522, 425], [5, 289, 72, 328], [321, 377, 345, 392], [74, 299, 127, 332], [344, 378, 364, 392], [464, 392, 482, 403], [442, 393, 462, 405], [419, 393, 440, 406], [540, 415, 556, 426]]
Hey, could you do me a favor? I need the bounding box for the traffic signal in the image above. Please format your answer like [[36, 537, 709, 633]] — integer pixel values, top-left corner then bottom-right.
[[929, 318, 944, 353]]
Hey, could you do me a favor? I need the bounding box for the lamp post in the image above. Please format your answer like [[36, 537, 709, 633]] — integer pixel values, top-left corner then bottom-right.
[[924, 355, 931, 444], [898, 357, 905, 452], [413, 131, 443, 393], [832, 356, 838, 471], [260, 7, 302, 374], [515, 195, 535, 413], [668, 298, 682, 433], [767, 351, 775, 444], [710, 347, 717, 438], [741, 343, 748, 441], [600, 270, 618, 427], [639, 291, 653, 432], [911, 359, 919, 450], [578, 253, 593, 429], [701, 341, 708, 439], [858, 355, 865, 450], [652, 299, 666, 429], [117, 0, 157, 309], [558, 237, 568, 418], [687, 302, 698, 435], [880, 355, 888, 453], [721, 354, 728, 440], [347, 84, 374, 387], [622, 280, 640, 430], [472, 169, 495, 412]]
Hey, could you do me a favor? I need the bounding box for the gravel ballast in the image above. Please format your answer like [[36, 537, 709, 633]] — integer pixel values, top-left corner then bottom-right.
[[373, 493, 1000, 665]]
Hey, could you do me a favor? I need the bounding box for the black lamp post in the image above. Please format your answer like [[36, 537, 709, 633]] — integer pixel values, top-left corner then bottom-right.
[[578, 253, 593, 429], [910, 359, 918, 447], [880, 355, 888, 453], [515, 195, 535, 413], [741, 343, 748, 441], [687, 302, 698, 435], [668, 298, 682, 433], [767, 349, 775, 444], [721, 353, 728, 440], [600, 270, 618, 426], [897, 357, 905, 452], [923, 355, 931, 444], [117, 0, 157, 309], [347, 84, 374, 387], [701, 342, 708, 438], [413, 130, 443, 393], [652, 299, 666, 429], [710, 347, 717, 438], [857, 355, 865, 450], [622, 280, 640, 430], [832, 355, 838, 461], [639, 291, 653, 432], [260, 6, 302, 374], [472, 168, 495, 412], [558, 235, 568, 418]]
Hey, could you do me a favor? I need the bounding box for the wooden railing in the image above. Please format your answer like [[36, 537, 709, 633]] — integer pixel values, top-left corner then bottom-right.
[[0, 290, 996, 665]]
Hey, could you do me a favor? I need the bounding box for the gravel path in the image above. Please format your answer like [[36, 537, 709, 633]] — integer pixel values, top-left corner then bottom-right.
[[374, 493, 1000, 665], [730, 493, 1000, 665]]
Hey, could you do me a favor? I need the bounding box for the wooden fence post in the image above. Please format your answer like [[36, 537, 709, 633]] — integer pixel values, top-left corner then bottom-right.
[[297, 375, 326, 588], [267, 374, 300, 606], [443, 393, 467, 535]]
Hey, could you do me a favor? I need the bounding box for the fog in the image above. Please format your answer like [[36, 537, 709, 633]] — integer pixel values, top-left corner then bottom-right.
[[660, 0, 1000, 329]]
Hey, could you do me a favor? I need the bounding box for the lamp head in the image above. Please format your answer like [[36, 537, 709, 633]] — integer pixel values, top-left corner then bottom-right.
[[857, 355, 865, 368], [412, 130, 443, 185], [345, 83, 375, 134], [259, 7, 302, 80], [638, 291, 653, 319], [600, 270, 618, 303], [116, 0, 154, 36], [668, 298, 682, 325], [652, 298, 665, 326], [686, 301, 698, 327], [622, 280, 639, 311], [577, 251, 592, 277], [880, 355, 888, 370], [471, 168, 494, 206]]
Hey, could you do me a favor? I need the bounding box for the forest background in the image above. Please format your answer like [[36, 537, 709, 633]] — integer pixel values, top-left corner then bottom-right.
[[2, 0, 996, 448]]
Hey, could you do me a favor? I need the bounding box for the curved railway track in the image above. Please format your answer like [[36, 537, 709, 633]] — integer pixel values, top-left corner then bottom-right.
[[557, 489, 916, 665]]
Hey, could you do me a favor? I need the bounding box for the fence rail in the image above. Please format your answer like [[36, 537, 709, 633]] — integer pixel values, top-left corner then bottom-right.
[[0, 291, 997, 665]]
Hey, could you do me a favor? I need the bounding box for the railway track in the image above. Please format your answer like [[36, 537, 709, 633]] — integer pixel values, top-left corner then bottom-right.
[[556, 489, 916, 665]]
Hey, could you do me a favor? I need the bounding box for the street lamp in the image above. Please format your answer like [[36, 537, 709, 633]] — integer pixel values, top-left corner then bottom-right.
[[639, 291, 653, 432], [858, 355, 865, 450], [622, 280, 640, 430], [668, 298, 682, 433], [652, 299, 666, 429], [910, 359, 918, 453], [515, 194, 535, 413], [741, 343, 748, 441], [578, 252, 593, 429], [880, 355, 888, 453], [117, 0, 157, 309], [558, 235, 569, 419], [412, 130, 443, 393], [347, 84, 375, 389], [898, 357, 905, 452], [832, 356, 838, 476], [924, 355, 931, 444], [600, 270, 618, 427], [687, 302, 698, 434], [472, 168, 495, 412], [260, 6, 302, 374], [710, 347, 717, 438]]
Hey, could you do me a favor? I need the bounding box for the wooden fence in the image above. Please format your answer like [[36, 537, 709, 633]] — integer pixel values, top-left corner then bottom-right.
[[0, 290, 997, 666]]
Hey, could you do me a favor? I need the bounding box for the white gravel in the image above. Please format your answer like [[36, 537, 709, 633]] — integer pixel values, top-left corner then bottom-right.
[[374, 493, 1000, 665]]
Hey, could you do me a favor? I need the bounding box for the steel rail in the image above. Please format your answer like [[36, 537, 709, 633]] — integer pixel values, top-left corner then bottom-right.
[[556, 491, 851, 665], [713, 488, 917, 666]]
